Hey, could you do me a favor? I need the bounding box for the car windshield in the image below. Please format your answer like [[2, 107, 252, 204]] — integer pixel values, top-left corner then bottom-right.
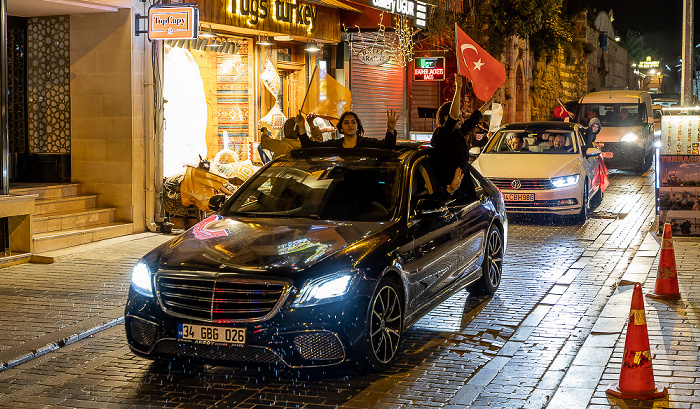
[[484, 129, 579, 154], [577, 103, 646, 127], [221, 158, 401, 221]]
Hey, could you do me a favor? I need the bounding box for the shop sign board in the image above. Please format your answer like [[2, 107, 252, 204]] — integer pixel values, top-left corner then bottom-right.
[[414, 57, 444, 81], [196, 0, 340, 42], [148, 4, 199, 40], [371, 0, 416, 18], [656, 114, 700, 236], [639, 56, 660, 69], [358, 48, 391, 66], [369, 0, 427, 29], [230, 0, 318, 34]]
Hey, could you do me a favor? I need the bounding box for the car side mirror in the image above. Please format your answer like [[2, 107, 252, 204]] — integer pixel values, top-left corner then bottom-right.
[[415, 198, 448, 218], [208, 194, 226, 211], [469, 147, 481, 156], [586, 147, 601, 157]]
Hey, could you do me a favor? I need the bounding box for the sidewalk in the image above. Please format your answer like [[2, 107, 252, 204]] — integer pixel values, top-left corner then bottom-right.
[[550, 236, 700, 409], [0, 232, 171, 372]]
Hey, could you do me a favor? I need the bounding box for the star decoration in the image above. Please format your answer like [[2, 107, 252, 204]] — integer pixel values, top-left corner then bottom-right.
[[473, 59, 485, 70]]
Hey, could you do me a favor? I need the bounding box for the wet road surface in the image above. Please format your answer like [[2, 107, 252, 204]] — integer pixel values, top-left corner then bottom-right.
[[2, 168, 692, 409]]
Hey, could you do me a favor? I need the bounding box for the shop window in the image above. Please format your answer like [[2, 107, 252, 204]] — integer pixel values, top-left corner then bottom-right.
[[278, 47, 291, 62]]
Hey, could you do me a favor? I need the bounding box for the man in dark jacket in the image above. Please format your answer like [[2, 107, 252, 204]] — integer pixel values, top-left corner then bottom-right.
[[430, 74, 493, 201]]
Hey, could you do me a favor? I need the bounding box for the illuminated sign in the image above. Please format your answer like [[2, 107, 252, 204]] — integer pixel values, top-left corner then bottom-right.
[[639, 56, 660, 69], [148, 5, 199, 40], [228, 0, 317, 34], [371, 0, 415, 18], [414, 57, 445, 81], [370, 0, 427, 29]]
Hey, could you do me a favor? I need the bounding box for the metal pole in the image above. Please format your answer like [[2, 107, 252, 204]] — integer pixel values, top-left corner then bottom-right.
[[681, 0, 694, 106], [1, 0, 7, 195]]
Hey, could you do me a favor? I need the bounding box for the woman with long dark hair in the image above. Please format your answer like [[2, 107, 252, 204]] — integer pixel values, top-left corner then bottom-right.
[[297, 110, 399, 149]]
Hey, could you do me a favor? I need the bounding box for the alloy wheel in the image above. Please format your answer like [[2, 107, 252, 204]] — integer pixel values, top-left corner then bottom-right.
[[369, 285, 402, 364], [485, 228, 503, 288]]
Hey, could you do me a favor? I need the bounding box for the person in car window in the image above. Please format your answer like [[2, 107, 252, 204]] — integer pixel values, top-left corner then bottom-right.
[[582, 109, 597, 126], [544, 134, 568, 152], [297, 111, 398, 149], [430, 74, 493, 199], [508, 134, 530, 152], [584, 117, 602, 146], [619, 109, 635, 126]]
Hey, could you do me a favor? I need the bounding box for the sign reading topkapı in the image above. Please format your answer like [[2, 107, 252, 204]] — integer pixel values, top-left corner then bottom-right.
[[148, 5, 199, 40]]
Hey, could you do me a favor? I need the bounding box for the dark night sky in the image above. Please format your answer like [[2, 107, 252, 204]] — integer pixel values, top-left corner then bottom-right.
[[587, 0, 696, 63]]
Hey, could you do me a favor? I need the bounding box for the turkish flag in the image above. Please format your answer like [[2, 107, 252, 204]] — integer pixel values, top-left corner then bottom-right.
[[455, 24, 506, 102]]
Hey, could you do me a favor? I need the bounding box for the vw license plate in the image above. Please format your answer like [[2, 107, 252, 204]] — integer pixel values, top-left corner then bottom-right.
[[178, 323, 245, 345], [601, 152, 613, 158], [503, 193, 534, 201]]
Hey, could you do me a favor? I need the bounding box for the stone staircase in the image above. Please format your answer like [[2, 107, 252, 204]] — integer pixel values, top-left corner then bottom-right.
[[9, 183, 134, 254]]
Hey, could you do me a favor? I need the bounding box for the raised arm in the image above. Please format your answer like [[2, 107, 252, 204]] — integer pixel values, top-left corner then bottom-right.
[[449, 75, 463, 121]]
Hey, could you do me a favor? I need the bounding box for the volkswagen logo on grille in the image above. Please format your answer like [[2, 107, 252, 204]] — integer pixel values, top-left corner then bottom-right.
[[511, 179, 522, 189]]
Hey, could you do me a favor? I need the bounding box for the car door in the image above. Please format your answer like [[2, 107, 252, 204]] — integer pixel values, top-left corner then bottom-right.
[[396, 157, 460, 311], [444, 168, 492, 285], [577, 128, 598, 192]]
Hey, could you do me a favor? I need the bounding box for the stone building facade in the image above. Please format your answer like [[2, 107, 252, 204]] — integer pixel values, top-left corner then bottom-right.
[[527, 11, 635, 121]]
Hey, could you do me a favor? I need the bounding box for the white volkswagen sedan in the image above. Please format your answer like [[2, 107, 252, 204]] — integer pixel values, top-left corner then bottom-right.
[[471, 122, 603, 223]]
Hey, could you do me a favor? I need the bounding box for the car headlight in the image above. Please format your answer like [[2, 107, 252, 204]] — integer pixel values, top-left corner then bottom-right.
[[131, 263, 154, 297], [621, 133, 638, 142], [293, 270, 356, 307], [551, 174, 580, 188]]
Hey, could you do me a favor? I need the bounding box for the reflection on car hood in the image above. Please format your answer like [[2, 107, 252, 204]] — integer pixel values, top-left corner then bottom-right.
[[156, 215, 390, 272], [473, 154, 581, 179], [595, 126, 645, 143]]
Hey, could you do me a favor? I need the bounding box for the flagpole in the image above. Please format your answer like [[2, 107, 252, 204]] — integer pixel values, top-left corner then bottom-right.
[[300, 66, 318, 116]]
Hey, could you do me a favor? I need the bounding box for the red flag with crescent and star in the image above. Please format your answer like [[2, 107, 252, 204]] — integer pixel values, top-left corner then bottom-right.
[[455, 24, 506, 101]]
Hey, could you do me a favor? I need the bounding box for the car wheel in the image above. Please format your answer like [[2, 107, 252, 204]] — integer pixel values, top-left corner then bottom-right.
[[357, 277, 403, 371], [574, 182, 589, 224], [468, 224, 503, 296]]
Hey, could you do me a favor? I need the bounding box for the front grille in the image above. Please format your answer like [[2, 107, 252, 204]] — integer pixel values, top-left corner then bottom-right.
[[293, 332, 345, 361], [153, 340, 281, 364], [156, 271, 290, 323], [504, 198, 579, 208], [490, 178, 552, 190]]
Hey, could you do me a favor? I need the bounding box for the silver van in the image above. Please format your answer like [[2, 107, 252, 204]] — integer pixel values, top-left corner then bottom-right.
[[575, 90, 654, 172]]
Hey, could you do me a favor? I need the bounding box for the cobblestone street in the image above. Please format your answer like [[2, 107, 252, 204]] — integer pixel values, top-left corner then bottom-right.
[[0, 167, 698, 409]]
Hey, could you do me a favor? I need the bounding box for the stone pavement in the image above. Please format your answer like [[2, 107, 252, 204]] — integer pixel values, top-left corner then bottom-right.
[[0, 169, 698, 408], [0, 233, 171, 372]]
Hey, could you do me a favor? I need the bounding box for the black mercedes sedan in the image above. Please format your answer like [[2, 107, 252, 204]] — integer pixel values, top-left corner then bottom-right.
[[125, 144, 507, 370]]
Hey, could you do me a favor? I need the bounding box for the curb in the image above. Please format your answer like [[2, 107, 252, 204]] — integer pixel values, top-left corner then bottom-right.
[[0, 308, 125, 373]]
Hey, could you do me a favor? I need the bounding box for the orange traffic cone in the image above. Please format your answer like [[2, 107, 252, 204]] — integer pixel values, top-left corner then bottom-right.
[[606, 283, 667, 400], [647, 223, 681, 300]]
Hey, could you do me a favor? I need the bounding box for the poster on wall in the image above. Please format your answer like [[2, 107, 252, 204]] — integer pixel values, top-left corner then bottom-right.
[[657, 112, 700, 236]]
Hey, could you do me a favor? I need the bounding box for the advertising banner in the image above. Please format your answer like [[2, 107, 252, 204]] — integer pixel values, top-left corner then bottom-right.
[[657, 113, 700, 236]]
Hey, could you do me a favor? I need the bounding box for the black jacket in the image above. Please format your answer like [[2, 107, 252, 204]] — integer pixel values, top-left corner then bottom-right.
[[298, 131, 397, 149], [430, 110, 483, 200]]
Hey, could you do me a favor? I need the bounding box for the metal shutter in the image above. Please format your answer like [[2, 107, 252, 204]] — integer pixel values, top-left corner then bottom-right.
[[411, 80, 440, 132], [349, 33, 407, 140]]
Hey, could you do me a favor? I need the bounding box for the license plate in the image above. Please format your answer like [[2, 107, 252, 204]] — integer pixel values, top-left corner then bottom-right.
[[601, 152, 613, 158], [503, 193, 534, 201], [178, 323, 245, 345]]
